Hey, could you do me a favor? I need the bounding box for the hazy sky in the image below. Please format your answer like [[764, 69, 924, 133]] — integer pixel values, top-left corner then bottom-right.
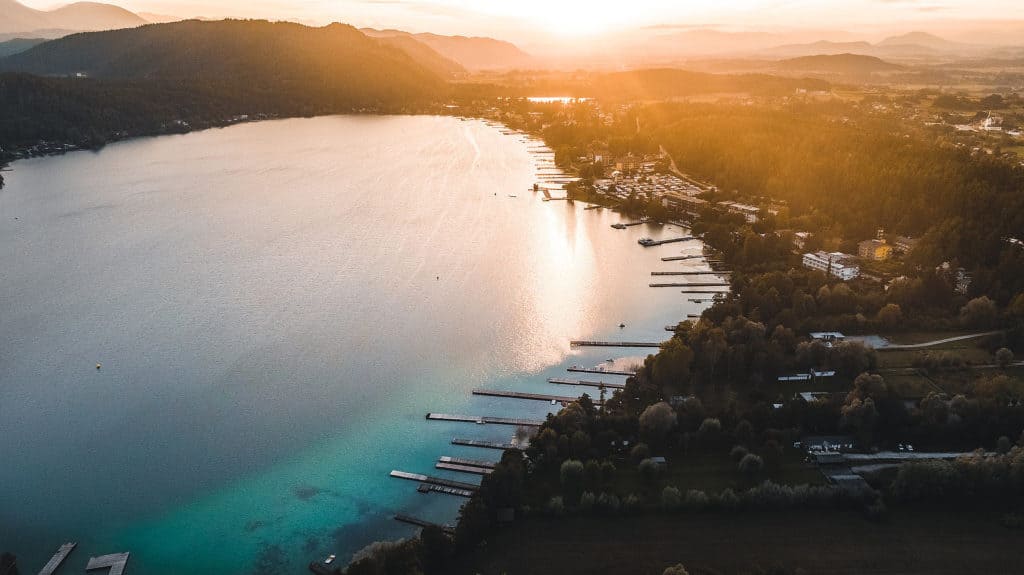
[[21, 0, 1024, 41]]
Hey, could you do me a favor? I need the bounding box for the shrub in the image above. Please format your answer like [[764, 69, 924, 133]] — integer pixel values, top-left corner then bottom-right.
[[661, 485, 682, 510], [663, 564, 690, 575], [730, 445, 749, 462], [579, 491, 596, 511], [596, 492, 621, 514], [738, 453, 764, 476], [545, 496, 565, 516], [684, 489, 709, 511]]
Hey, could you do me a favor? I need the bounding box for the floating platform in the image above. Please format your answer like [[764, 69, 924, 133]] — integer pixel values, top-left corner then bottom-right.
[[435, 462, 494, 475], [661, 255, 704, 261], [568, 366, 636, 376], [547, 377, 625, 390], [39, 543, 76, 575], [438, 456, 496, 469], [471, 389, 579, 403], [649, 282, 731, 288], [426, 413, 543, 426], [86, 553, 130, 575], [569, 341, 662, 348], [394, 514, 456, 534], [390, 470, 479, 491], [451, 437, 524, 450]]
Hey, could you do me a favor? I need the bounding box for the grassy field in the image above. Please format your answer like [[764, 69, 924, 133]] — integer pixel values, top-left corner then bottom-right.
[[455, 508, 1023, 575]]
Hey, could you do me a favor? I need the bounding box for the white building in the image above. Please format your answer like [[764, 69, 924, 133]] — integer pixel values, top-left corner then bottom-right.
[[802, 251, 860, 280]]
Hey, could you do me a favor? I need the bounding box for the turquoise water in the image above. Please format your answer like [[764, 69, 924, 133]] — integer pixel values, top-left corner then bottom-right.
[[0, 115, 709, 574]]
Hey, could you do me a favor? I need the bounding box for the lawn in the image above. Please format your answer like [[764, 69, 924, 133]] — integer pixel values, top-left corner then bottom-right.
[[454, 507, 1024, 575]]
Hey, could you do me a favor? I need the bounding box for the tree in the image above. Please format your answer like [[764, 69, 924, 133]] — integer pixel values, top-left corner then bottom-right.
[[560, 459, 585, 501], [651, 339, 694, 393], [738, 453, 764, 476], [877, 303, 903, 329], [995, 347, 1014, 369], [960, 296, 998, 329], [640, 402, 677, 442], [661, 485, 682, 510], [419, 525, 453, 575], [663, 565, 689, 575], [847, 373, 889, 403]]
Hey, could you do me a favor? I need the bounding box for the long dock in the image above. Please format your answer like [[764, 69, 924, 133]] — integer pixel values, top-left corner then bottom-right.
[[651, 271, 730, 276], [568, 366, 636, 376], [426, 413, 544, 426], [570, 341, 662, 348], [390, 470, 479, 491], [472, 389, 579, 403], [650, 282, 730, 288], [438, 456, 496, 469], [452, 437, 523, 450], [394, 514, 456, 535], [662, 255, 704, 261], [680, 290, 729, 294], [547, 377, 625, 390], [435, 462, 494, 475], [38, 543, 76, 575], [417, 483, 475, 497], [639, 236, 694, 247], [86, 553, 130, 575]]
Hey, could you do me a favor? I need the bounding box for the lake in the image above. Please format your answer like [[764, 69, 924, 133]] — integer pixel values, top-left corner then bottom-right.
[[0, 115, 708, 574]]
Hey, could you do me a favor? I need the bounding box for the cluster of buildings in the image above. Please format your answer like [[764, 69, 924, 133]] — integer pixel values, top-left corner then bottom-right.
[[801, 251, 862, 281], [800, 230, 922, 281]]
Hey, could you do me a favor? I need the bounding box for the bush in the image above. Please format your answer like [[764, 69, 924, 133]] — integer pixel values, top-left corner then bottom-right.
[[630, 442, 651, 462], [579, 491, 596, 511], [684, 489, 710, 511], [661, 485, 682, 510], [663, 564, 690, 575], [640, 402, 678, 441], [738, 453, 764, 476], [730, 445, 749, 462], [716, 488, 740, 511], [639, 458, 662, 483], [545, 496, 565, 516], [623, 493, 642, 514], [995, 347, 1014, 368], [596, 492, 621, 514]]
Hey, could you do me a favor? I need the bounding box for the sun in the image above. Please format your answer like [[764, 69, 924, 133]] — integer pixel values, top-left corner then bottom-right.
[[473, 0, 631, 37]]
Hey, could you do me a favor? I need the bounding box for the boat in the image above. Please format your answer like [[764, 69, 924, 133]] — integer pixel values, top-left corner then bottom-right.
[[638, 237, 656, 246], [611, 223, 627, 230], [508, 194, 517, 198], [325, 555, 336, 565]]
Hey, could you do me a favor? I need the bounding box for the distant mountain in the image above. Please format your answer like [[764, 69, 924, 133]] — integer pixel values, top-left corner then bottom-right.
[[361, 28, 534, 71], [0, 37, 46, 57], [579, 68, 829, 100], [372, 34, 466, 78], [767, 41, 874, 58], [0, 0, 146, 35], [877, 31, 961, 51], [774, 54, 903, 75]]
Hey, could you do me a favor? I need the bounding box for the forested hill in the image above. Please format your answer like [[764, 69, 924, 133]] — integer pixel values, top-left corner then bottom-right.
[[0, 19, 444, 101], [0, 19, 449, 164]]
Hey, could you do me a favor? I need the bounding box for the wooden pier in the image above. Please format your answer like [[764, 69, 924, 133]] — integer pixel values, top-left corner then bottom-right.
[[661, 255, 703, 261], [435, 462, 494, 475], [451, 438, 523, 450], [472, 389, 580, 403], [649, 282, 730, 288], [417, 483, 475, 497], [651, 271, 730, 276], [85, 553, 130, 575], [568, 366, 636, 376], [570, 341, 663, 348], [38, 543, 76, 575], [394, 514, 456, 535], [426, 413, 544, 426], [680, 290, 729, 294], [547, 377, 625, 390], [438, 456, 496, 469], [390, 470, 479, 491]]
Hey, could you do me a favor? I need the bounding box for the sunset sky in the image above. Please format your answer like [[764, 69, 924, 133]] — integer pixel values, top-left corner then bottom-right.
[[20, 0, 1024, 41]]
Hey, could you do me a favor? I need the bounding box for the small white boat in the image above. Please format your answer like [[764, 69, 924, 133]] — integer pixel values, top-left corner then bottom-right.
[[325, 554, 336, 564]]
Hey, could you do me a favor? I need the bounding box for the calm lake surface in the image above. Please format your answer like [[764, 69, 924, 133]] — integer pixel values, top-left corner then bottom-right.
[[0, 116, 709, 574]]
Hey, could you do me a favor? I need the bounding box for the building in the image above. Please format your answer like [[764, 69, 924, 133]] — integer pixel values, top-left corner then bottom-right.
[[792, 232, 811, 251], [718, 201, 761, 223], [893, 235, 918, 254], [802, 251, 860, 280], [858, 238, 893, 261]]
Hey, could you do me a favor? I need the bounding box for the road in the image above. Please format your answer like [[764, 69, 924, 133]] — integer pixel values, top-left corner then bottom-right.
[[878, 330, 1003, 350]]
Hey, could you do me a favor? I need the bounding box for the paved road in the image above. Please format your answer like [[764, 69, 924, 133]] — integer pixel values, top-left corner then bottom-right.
[[879, 330, 1003, 350]]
